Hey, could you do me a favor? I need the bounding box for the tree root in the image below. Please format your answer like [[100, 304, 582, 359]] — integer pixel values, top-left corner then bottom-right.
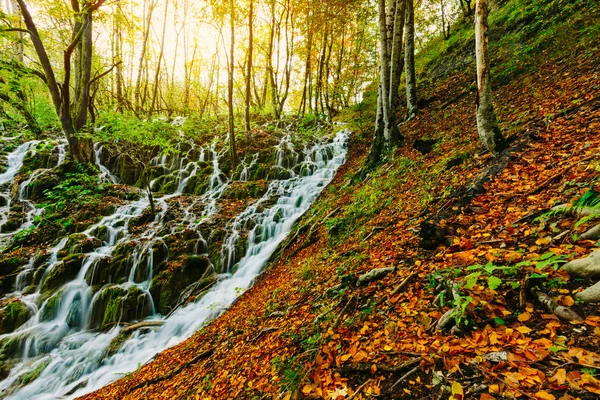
[[130, 347, 215, 391]]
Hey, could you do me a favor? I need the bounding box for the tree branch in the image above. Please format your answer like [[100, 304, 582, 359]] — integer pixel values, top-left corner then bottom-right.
[[89, 61, 122, 86]]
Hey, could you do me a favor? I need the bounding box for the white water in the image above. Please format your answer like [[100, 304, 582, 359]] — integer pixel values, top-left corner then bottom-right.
[[0, 129, 349, 399]]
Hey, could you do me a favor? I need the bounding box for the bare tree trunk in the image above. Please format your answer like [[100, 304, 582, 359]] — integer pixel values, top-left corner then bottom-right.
[[475, 0, 508, 155], [404, 0, 417, 120], [245, 0, 253, 133], [228, 0, 238, 166], [114, 0, 124, 112], [75, 11, 93, 130], [368, 86, 385, 164], [389, 0, 406, 111], [150, 0, 169, 114], [377, 0, 401, 145], [134, 0, 156, 111]]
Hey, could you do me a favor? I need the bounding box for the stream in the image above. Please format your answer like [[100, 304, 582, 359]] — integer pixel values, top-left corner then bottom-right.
[[0, 129, 349, 399]]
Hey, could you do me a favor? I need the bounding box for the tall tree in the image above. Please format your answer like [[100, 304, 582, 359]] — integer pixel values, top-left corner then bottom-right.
[[404, 0, 417, 120], [389, 0, 406, 111], [227, 0, 237, 166], [474, 0, 508, 155], [9, 0, 107, 162], [245, 0, 253, 133], [150, 0, 169, 114]]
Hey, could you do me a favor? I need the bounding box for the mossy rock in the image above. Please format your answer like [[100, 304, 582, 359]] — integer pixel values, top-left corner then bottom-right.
[[135, 165, 168, 189], [184, 255, 211, 278], [40, 290, 62, 322], [19, 359, 50, 385], [90, 285, 152, 329], [26, 170, 60, 201], [65, 233, 102, 255], [207, 228, 227, 272], [21, 146, 52, 172], [0, 255, 23, 276], [116, 154, 142, 186], [0, 300, 31, 334], [90, 225, 109, 243], [1, 217, 22, 233], [0, 334, 22, 361], [40, 253, 85, 294], [222, 181, 269, 200]]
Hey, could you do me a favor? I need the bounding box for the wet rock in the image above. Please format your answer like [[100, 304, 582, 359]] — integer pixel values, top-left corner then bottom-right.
[[561, 250, 600, 279], [26, 170, 60, 200], [40, 253, 86, 294], [65, 233, 102, 255], [40, 290, 62, 321], [90, 285, 152, 329], [0, 300, 31, 334], [116, 154, 142, 186], [0, 255, 23, 276]]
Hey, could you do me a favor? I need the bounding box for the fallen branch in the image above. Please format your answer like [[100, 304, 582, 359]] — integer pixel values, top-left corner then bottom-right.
[[363, 226, 385, 241], [468, 362, 537, 399], [390, 271, 418, 296], [335, 357, 422, 374], [347, 379, 372, 400], [333, 296, 354, 329], [121, 320, 165, 334], [248, 327, 280, 342], [130, 347, 215, 391], [389, 365, 421, 390]]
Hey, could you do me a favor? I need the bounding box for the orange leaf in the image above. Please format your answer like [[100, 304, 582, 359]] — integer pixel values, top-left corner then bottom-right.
[[518, 312, 532, 322], [535, 390, 556, 400]]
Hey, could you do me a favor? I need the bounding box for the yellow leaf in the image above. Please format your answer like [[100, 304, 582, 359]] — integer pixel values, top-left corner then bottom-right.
[[451, 381, 464, 400], [535, 390, 556, 400], [383, 344, 393, 351], [517, 326, 532, 334], [302, 385, 313, 395], [518, 312, 531, 322], [340, 354, 352, 362]]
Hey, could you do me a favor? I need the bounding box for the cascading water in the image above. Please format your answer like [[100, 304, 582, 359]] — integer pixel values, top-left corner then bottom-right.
[[0, 129, 349, 400]]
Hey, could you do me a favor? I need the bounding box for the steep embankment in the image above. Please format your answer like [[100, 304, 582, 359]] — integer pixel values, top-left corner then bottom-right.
[[81, 1, 600, 399], [82, 0, 600, 399]]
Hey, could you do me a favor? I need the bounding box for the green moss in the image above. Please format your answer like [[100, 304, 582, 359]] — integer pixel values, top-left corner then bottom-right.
[[0, 301, 30, 334], [19, 360, 50, 385]]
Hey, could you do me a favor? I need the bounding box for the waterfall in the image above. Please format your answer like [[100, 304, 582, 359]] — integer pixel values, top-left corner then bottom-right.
[[0, 129, 349, 399]]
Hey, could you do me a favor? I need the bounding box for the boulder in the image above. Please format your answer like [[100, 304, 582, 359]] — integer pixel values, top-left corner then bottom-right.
[[40, 253, 86, 294], [0, 300, 31, 334], [561, 250, 600, 279], [576, 281, 600, 303], [580, 224, 600, 241]]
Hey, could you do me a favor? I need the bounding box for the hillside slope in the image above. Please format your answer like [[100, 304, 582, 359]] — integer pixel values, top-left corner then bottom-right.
[[83, 0, 600, 399]]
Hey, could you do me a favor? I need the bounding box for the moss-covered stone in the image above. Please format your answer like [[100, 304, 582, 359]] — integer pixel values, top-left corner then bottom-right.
[[0, 334, 22, 361], [40, 290, 62, 321], [40, 253, 85, 294], [65, 233, 102, 255], [0, 255, 22, 276], [0, 300, 31, 334], [90, 285, 152, 329], [26, 170, 59, 201], [19, 359, 50, 385]]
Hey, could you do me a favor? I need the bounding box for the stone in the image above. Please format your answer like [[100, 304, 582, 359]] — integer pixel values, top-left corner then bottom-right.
[[561, 250, 600, 279], [576, 281, 600, 303], [0, 300, 31, 334], [357, 267, 395, 286], [40, 253, 85, 294], [580, 224, 600, 241]]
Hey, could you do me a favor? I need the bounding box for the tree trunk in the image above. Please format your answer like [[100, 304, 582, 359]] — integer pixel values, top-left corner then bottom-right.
[[475, 0, 508, 155], [150, 0, 169, 115], [404, 0, 418, 120], [74, 11, 93, 131], [389, 0, 406, 111], [245, 0, 253, 133], [228, 0, 237, 166], [377, 0, 402, 145], [368, 86, 385, 165], [134, 0, 156, 111]]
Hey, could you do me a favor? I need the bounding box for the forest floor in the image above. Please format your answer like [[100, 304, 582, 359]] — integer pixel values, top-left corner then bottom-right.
[[82, 11, 600, 400]]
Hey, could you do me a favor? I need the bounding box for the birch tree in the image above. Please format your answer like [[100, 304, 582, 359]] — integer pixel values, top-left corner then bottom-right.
[[474, 0, 508, 155]]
